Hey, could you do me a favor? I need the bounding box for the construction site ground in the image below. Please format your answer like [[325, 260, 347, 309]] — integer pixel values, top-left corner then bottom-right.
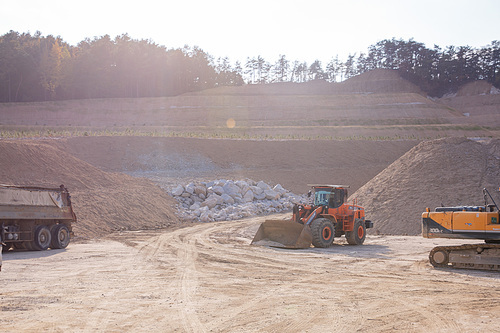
[[1, 70, 500, 332], [2, 214, 498, 332]]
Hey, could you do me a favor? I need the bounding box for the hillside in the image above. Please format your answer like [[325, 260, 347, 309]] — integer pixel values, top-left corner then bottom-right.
[[190, 69, 423, 95], [438, 80, 500, 126], [1, 69, 499, 238], [0, 140, 179, 239], [1, 69, 496, 139], [352, 137, 500, 235], [48, 136, 417, 194]]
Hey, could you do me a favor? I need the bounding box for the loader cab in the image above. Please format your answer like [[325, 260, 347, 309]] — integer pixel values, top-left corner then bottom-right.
[[312, 186, 348, 209]]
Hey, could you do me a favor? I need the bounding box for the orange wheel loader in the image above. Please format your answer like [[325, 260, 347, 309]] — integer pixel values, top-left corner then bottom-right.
[[251, 185, 373, 249]]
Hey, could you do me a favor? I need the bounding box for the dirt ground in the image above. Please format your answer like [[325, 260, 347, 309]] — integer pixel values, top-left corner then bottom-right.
[[1, 69, 500, 332], [1, 213, 498, 332]]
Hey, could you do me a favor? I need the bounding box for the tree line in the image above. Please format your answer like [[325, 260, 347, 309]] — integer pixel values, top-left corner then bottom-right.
[[0, 30, 499, 102], [245, 39, 500, 96]]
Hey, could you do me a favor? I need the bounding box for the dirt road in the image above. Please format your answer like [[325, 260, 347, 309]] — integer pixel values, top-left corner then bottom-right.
[[1, 214, 499, 332]]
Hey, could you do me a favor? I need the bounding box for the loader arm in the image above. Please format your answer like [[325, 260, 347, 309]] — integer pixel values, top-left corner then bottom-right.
[[302, 206, 324, 225]]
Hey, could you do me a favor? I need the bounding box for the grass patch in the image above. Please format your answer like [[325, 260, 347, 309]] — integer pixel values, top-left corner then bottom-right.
[[0, 126, 428, 141]]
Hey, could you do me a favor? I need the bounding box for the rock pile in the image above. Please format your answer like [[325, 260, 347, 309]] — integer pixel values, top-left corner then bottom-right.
[[170, 179, 306, 222]]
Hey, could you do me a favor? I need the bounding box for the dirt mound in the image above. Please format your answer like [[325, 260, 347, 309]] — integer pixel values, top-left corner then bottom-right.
[[456, 80, 496, 96], [338, 69, 423, 94], [351, 137, 500, 235], [0, 140, 179, 239], [437, 82, 500, 126], [189, 69, 422, 96]]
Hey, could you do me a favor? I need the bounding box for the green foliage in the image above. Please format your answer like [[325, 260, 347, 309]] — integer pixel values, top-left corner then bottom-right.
[[3, 124, 487, 141], [0, 31, 499, 101], [0, 32, 243, 102]]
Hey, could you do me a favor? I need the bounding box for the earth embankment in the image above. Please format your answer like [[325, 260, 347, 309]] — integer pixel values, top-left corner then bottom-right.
[[352, 137, 500, 235], [0, 140, 180, 239]]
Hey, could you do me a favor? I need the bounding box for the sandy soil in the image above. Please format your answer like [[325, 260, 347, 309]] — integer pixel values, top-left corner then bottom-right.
[[1, 69, 500, 332], [1, 213, 498, 332], [353, 137, 500, 235]]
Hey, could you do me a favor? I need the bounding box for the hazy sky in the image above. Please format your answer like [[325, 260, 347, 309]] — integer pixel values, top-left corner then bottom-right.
[[1, 0, 498, 64]]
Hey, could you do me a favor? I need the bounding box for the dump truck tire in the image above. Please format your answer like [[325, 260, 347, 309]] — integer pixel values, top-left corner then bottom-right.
[[311, 218, 335, 248], [33, 225, 51, 251], [51, 224, 71, 249], [346, 218, 366, 245]]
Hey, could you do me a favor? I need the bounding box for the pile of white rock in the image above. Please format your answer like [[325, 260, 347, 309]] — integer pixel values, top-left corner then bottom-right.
[[169, 179, 306, 222]]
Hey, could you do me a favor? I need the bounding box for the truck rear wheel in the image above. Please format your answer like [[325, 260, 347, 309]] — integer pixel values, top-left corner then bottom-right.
[[346, 218, 366, 245], [32, 225, 51, 251], [51, 224, 70, 249], [311, 218, 335, 248]]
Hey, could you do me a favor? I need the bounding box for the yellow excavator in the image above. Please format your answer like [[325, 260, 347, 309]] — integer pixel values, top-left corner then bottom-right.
[[422, 188, 500, 271]]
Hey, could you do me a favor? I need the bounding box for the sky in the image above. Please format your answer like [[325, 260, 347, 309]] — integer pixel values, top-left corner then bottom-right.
[[1, 0, 499, 65]]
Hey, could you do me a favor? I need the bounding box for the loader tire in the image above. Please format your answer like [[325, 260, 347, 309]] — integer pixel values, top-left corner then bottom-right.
[[346, 218, 366, 245], [311, 218, 334, 248]]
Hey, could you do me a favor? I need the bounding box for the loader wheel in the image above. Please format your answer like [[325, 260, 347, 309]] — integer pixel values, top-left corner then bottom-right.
[[346, 219, 366, 245], [311, 218, 334, 248], [50, 224, 70, 249], [32, 225, 51, 251]]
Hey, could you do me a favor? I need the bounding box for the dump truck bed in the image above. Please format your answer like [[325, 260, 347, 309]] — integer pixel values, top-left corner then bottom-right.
[[0, 184, 75, 221], [0, 184, 76, 254]]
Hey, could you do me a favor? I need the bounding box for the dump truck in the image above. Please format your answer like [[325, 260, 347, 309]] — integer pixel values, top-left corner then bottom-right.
[[422, 188, 500, 271], [252, 185, 373, 248], [0, 184, 76, 253], [0, 232, 3, 271]]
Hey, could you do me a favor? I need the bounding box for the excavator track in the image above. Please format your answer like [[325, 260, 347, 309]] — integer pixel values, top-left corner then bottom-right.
[[429, 244, 500, 271]]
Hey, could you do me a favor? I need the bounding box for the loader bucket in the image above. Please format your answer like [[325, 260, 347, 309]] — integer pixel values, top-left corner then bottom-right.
[[251, 220, 312, 249]]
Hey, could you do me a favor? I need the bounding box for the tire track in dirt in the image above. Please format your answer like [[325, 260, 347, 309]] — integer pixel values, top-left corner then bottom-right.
[[138, 230, 206, 332], [190, 220, 349, 332], [138, 216, 500, 332], [3, 217, 499, 332], [138, 218, 364, 332]]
